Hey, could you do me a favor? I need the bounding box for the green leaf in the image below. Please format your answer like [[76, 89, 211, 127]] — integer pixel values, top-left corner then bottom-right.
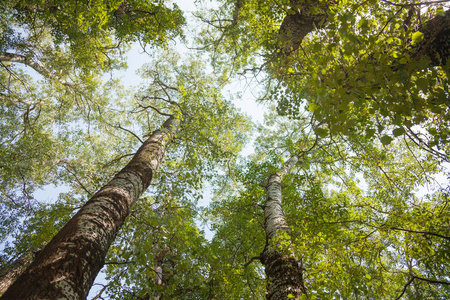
[[314, 127, 328, 138], [308, 103, 319, 112], [411, 31, 424, 45], [392, 127, 404, 137], [366, 128, 376, 138], [437, 7, 446, 16], [380, 135, 393, 145]]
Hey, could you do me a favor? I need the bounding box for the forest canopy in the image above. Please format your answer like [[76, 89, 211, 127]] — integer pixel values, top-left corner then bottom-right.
[[0, 0, 449, 299]]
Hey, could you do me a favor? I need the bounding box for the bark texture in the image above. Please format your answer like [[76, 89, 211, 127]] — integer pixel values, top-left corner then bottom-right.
[[415, 9, 450, 67], [0, 248, 41, 295], [261, 156, 305, 300], [2, 116, 179, 299], [264, 156, 298, 240], [261, 250, 304, 300], [277, 0, 330, 56]]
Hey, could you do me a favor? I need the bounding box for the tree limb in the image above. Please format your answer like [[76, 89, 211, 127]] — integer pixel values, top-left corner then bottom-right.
[[0, 52, 75, 90]]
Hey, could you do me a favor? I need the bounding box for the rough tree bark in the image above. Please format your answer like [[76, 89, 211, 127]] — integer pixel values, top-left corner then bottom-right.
[[415, 9, 450, 67], [0, 247, 41, 295], [261, 156, 305, 300], [2, 115, 179, 299], [277, 0, 330, 56]]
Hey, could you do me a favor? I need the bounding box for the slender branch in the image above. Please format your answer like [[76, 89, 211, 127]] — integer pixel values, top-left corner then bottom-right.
[[244, 256, 262, 268], [155, 80, 179, 92], [389, 226, 450, 241], [368, 223, 450, 241], [402, 134, 432, 188], [90, 283, 109, 300], [377, 164, 404, 193], [395, 276, 415, 300], [143, 104, 173, 117], [380, 0, 450, 7], [0, 52, 75, 90], [117, 124, 144, 143], [376, 7, 404, 39], [413, 275, 450, 285], [104, 260, 135, 265], [102, 153, 135, 168], [404, 127, 449, 162], [0, 92, 39, 106], [395, 275, 450, 300], [1, 61, 33, 94], [61, 164, 94, 196]]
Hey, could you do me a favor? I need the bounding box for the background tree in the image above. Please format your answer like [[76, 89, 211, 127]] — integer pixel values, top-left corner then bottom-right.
[[206, 111, 449, 299], [198, 0, 450, 153]]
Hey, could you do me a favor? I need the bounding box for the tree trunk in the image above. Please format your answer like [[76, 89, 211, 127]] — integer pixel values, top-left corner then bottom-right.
[[0, 248, 41, 295], [415, 9, 450, 67], [2, 116, 179, 299], [261, 156, 305, 300], [277, 3, 450, 68], [277, 0, 329, 57]]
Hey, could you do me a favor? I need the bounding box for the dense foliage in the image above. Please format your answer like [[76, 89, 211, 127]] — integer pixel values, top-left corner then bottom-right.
[[1, 0, 449, 299]]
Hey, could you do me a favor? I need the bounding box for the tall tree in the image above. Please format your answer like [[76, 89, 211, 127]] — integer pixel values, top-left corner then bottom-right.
[[206, 111, 449, 299], [2, 114, 180, 299], [1, 49, 251, 298], [1, 2, 185, 290], [198, 0, 450, 152], [261, 155, 305, 299]]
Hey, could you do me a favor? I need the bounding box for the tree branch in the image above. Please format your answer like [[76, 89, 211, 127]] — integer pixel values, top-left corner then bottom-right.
[[380, 0, 450, 7], [395, 276, 415, 300], [0, 52, 75, 90], [368, 223, 450, 241], [390, 226, 450, 241], [117, 123, 144, 143], [104, 260, 135, 265], [244, 256, 262, 268], [395, 275, 450, 300]]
